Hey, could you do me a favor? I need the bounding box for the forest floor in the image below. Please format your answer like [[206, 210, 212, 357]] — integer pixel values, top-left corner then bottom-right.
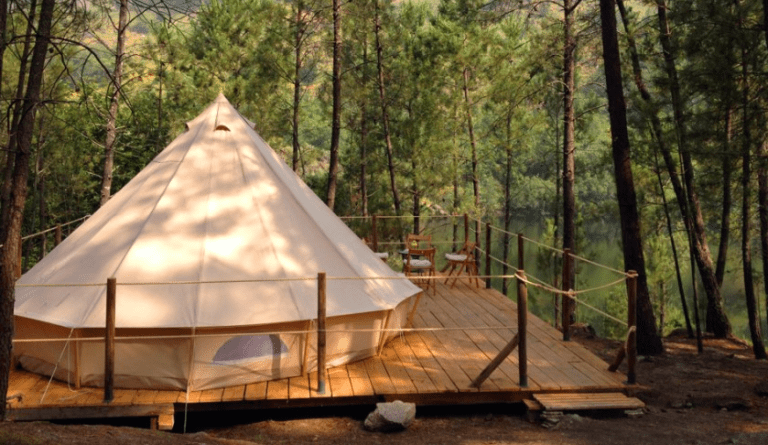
[[2, 330, 768, 445]]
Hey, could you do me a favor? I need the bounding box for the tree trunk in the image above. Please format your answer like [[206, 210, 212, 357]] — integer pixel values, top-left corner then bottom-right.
[[359, 42, 369, 217], [656, 0, 731, 337], [758, 140, 768, 326], [326, 0, 342, 210], [292, 0, 303, 173], [562, 0, 577, 289], [462, 67, 480, 209], [716, 107, 734, 288], [653, 149, 693, 337], [600, 0, 663, 355], [1, 0, 56, 420], [100, 0, 129, 207], [373, 0, 400, 215], [502, 111, 513, 296], [616, 0, 692, 336], [739, 17, 766, 359], [1, 0, 37, 244]]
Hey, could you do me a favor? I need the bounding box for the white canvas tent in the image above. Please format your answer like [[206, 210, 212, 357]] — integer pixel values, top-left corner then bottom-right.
[[14, 94, 421, 391]]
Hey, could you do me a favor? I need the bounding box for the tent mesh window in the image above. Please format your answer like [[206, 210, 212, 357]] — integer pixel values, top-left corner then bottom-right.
[[212, 334, 288, 365]]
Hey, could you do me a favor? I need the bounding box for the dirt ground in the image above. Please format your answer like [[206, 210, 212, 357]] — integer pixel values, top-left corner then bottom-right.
[[2, 331, 768, 445]]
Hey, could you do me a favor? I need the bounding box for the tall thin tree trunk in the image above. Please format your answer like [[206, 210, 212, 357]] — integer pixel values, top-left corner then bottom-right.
[[562, 0, 577, 294], [600, 0, 663, 355], [373, 0, 400, 215], [502, 111, 513, 296], [738, 15, 766, 359], [1, 0, 37, 244], [617, 0, 691, 336], [716, 107, 734, 288], [1, 0, 56, 419], [359, 43, 369, 217], [292, 0, 304, 173], [462, 67, 480, 209], [553, 105, 561, 328], [758, 140, 768, 326], [656, 0, 731, 337], [100, 0, 129, 207], [326, 0, 342, 210], [653, 149, 693, 337]]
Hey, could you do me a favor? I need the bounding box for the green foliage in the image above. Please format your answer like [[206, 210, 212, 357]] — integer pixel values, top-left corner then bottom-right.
[[6, 0, 768, 342]]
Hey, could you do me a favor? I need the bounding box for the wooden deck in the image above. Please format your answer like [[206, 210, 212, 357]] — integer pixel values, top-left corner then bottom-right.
[[6, 279, 630, 428]]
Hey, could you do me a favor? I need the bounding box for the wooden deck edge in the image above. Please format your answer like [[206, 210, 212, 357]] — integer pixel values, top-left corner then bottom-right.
[[7, 403, 175, 424]]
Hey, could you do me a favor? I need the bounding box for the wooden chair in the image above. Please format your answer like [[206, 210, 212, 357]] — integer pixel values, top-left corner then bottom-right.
[[404, 247, 436, 295], [444, 241, 479, 288], [406, 234, 432, 249]]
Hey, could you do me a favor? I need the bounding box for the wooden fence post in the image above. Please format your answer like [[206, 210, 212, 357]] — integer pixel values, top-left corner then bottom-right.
[[517, 233, 524, 271], [15, 238, 22, 278], [517, 270, 528, 388], [627, 270, 637, 384], [54, 225, 62, 246], [371, 215, 379, 252], [561, 248, 572, 341], [317, 272, 327, 394], [464, 213, 469, 244], [485, 222, 491, 289], [104, 277, 116, 403]]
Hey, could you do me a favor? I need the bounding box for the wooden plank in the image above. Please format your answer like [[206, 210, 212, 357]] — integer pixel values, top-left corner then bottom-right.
[[402, 331, 458, 393], [458, 283, 592, 391], [221, 385, 246, 402], [266, 378, 289, 400], [154, 390, 181, 404], [345, 361, 374, 397], [427, 287, 519, 391], [534, 392, 645, 411], [433, 285, 524, 390], [132, 389, 159, 405], [410, 312, 475, 391], [328, 366, 354, 398], [389, 335, 438, 393], [288, 375, 311, 400], [198, 387, 225, 403], [363, 355, 396, 395], [378, 340, 419, 394], [244, 381, 267, 401], [177, 390, 202, 404], [7, 404, 175, 422]]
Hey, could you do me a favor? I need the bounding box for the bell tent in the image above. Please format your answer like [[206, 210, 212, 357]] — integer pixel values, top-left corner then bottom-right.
[[14, 94, 421, 391]]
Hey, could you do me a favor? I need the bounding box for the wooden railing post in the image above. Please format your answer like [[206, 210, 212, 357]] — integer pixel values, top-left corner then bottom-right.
[[517, 233, 524, 271], [517, 270, 528, 388], [317, 272, 327, 394], [54, 224, 62, 246], [463, 213, 469, 244], [15, 238, 22, 278], [104, 277, 116, 403], [485, 222, 491, 289], [371, 214, 379, 252], [627, 270, 637, 384], [561, 248, 572, 341]]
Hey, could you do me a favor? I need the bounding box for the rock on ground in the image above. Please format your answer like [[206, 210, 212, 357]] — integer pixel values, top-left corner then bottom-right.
[[364, 400, 416, 432]]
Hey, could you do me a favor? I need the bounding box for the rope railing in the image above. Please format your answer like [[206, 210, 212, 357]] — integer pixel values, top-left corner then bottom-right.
[[11, 324, 522, 345], [1, 214, 90, 248]]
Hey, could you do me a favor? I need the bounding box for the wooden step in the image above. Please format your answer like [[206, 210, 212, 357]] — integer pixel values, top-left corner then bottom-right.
[[533, 392, 645, 411]]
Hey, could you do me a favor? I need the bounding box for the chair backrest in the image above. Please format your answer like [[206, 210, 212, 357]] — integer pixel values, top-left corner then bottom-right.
[[459, 241, 477, 259], [406, 234, 432, 249]]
